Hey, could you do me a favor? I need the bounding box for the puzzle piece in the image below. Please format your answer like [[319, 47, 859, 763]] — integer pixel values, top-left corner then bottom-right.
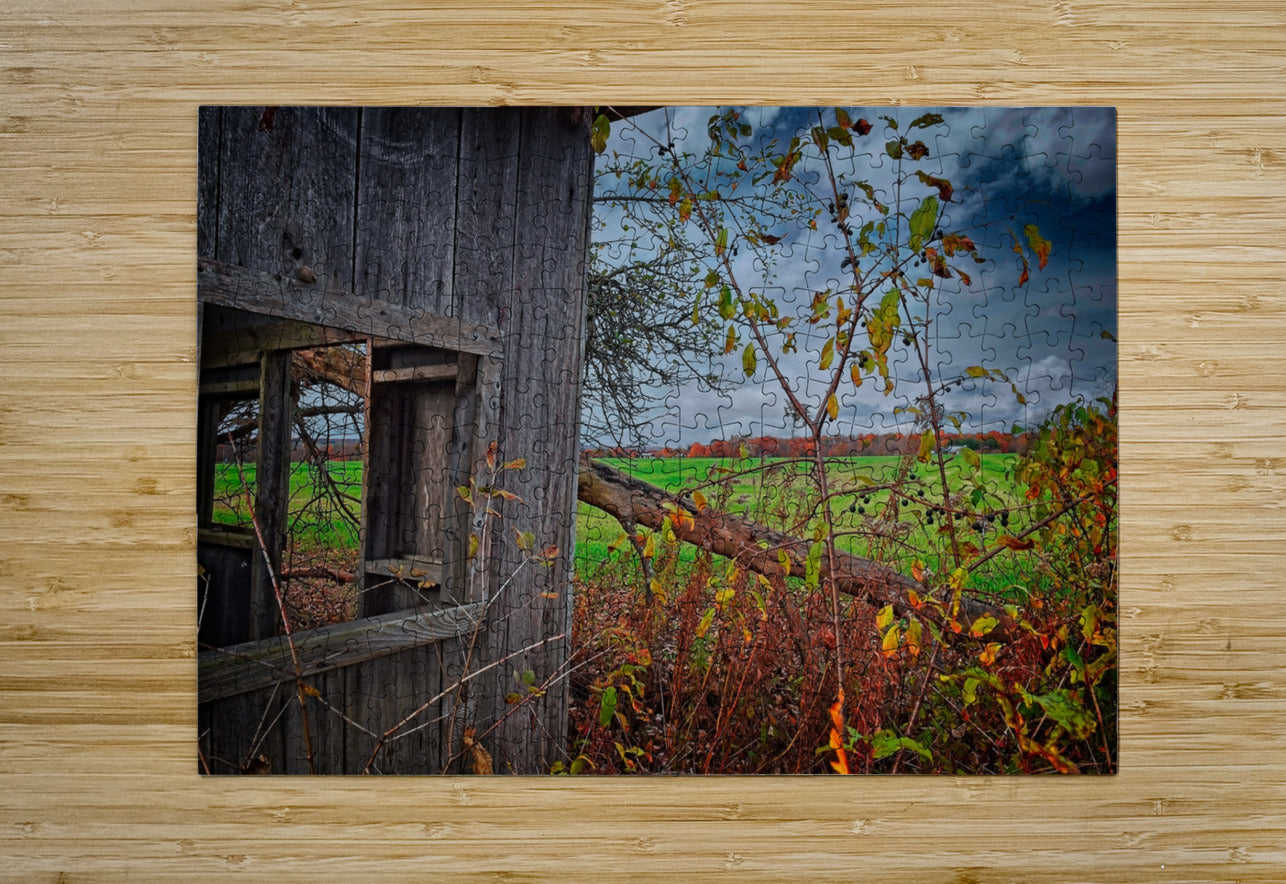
[[196, 105, 1117, 777]]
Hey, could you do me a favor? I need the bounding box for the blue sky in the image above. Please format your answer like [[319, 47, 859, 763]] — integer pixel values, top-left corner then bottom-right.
[[592, 106, 1116, 448]]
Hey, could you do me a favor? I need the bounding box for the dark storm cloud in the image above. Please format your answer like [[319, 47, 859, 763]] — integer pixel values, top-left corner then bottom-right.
[[592, 106, 1116, 446]]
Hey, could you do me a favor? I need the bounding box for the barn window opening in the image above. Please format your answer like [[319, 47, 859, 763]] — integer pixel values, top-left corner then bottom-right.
[[196, 294, 500, 658], [198, 331, 372, 644]]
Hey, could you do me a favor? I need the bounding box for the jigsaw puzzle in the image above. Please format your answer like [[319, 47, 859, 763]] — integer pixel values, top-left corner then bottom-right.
[[196, 106, 1116, 775]]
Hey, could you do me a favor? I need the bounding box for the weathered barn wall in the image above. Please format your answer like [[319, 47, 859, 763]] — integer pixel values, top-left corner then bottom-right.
[[197, 106, 593, 773]]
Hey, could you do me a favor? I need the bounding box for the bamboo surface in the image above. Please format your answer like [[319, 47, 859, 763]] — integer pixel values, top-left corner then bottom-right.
[[1, 0, 1284, 879]]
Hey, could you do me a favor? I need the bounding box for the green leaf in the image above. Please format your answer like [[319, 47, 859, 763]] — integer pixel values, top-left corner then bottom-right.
[[805, 540, 824, 589], [695, 607, 715, 638], [718, 285, 735, 320], [598, 686, 618, 728], [1024, 688, 1096, 740], [909, 195, 939, 251], [970, 614, 999, 638], [885, 139, 903, 160], [870, 729, 932, 761], [909, 112, 946, 130], [742, 343, 757, 377], [590, 114, 611, 154]]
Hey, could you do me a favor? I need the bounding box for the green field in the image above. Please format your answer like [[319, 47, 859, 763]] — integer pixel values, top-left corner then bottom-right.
[[216, 452, 1037, 597], [575, 454, 1036, 597], [212, 460, 363, 551]]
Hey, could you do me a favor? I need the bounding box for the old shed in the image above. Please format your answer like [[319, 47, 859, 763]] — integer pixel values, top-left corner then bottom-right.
[[196, 107, 594, 774]]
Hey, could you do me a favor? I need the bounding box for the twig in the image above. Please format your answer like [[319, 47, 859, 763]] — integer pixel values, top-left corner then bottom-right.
[[362, 631, 566, 773], [229, 434, 317, 774]]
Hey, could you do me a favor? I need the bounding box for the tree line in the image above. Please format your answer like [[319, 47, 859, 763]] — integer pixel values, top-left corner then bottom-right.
[[584, 430, 1029, 460]]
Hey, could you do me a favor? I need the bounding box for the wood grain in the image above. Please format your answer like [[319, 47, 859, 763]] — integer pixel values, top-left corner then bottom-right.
[[1, 0, 1284, 879]]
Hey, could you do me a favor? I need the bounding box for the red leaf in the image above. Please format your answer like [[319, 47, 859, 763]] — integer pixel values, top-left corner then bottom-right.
[[854, 118, 872, 136], [996, 535, 1035, 551]]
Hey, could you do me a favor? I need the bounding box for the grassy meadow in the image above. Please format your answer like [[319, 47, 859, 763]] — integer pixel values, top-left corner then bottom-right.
[[576, 453, 1038, 599], [215, 450, 1041, 598]]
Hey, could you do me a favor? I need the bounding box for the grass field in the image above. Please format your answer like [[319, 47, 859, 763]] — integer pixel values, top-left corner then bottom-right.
[[212, 460, 362, 551], [215, 451, 1039, 597], [575, 453, 1038, 598]]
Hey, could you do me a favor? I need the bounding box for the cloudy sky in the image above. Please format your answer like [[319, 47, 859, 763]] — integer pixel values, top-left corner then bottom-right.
[[591, 106, 1116, 448]]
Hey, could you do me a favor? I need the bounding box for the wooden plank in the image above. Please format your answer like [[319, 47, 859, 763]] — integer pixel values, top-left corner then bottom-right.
[[201, 313, 363, 370], [463, 354, 501, 607], [453, 107, 521, 327], [198, 602, 485, 703], [196, 106, 220, 259], [370, 363, 459, 384], [249, 349, 292, 641], [475, 108, 594, 774], [197, 528, 253, 549], [197, 378, 259, 397], [354, 108, 461, 315], [213, 106, 359, 293], [198, 257, 504, 358], [195, 395, 220, 528], [363, 556, 445, 587]]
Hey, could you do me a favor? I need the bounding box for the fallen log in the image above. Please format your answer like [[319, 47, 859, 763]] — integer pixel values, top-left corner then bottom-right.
[[576, 455, 1020, 643]]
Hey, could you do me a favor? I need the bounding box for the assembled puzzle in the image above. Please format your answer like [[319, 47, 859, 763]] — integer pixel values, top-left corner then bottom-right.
[[196, 106, 1116, 775]]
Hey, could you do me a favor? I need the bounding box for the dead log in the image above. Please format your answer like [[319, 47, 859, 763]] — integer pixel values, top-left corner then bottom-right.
[[576, 455, 1020, 642]]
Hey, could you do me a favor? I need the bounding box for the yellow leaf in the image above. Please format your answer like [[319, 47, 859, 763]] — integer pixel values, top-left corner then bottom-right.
[[692, 490, 708, 511], [301, 683, 321, 699], [876, 604, 895, 631], [881, 623, 901, 657], [648, 579, 668, 605], [819, 338, 835, 370], [826, 394, 839, 421]]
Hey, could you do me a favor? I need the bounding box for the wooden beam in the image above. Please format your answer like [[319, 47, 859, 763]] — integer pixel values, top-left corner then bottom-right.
[[370, 364, 459, 384], [198, 602, 485, 704], [202, 316, 363, 370], [250, 350, 293, 641], [363, 556, 445, 588], [198, 257, 503, 359]]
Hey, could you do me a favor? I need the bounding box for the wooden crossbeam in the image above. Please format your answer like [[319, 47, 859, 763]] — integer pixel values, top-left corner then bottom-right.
[[198, 257, 503, 359], [197, 601, 485, 703]]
